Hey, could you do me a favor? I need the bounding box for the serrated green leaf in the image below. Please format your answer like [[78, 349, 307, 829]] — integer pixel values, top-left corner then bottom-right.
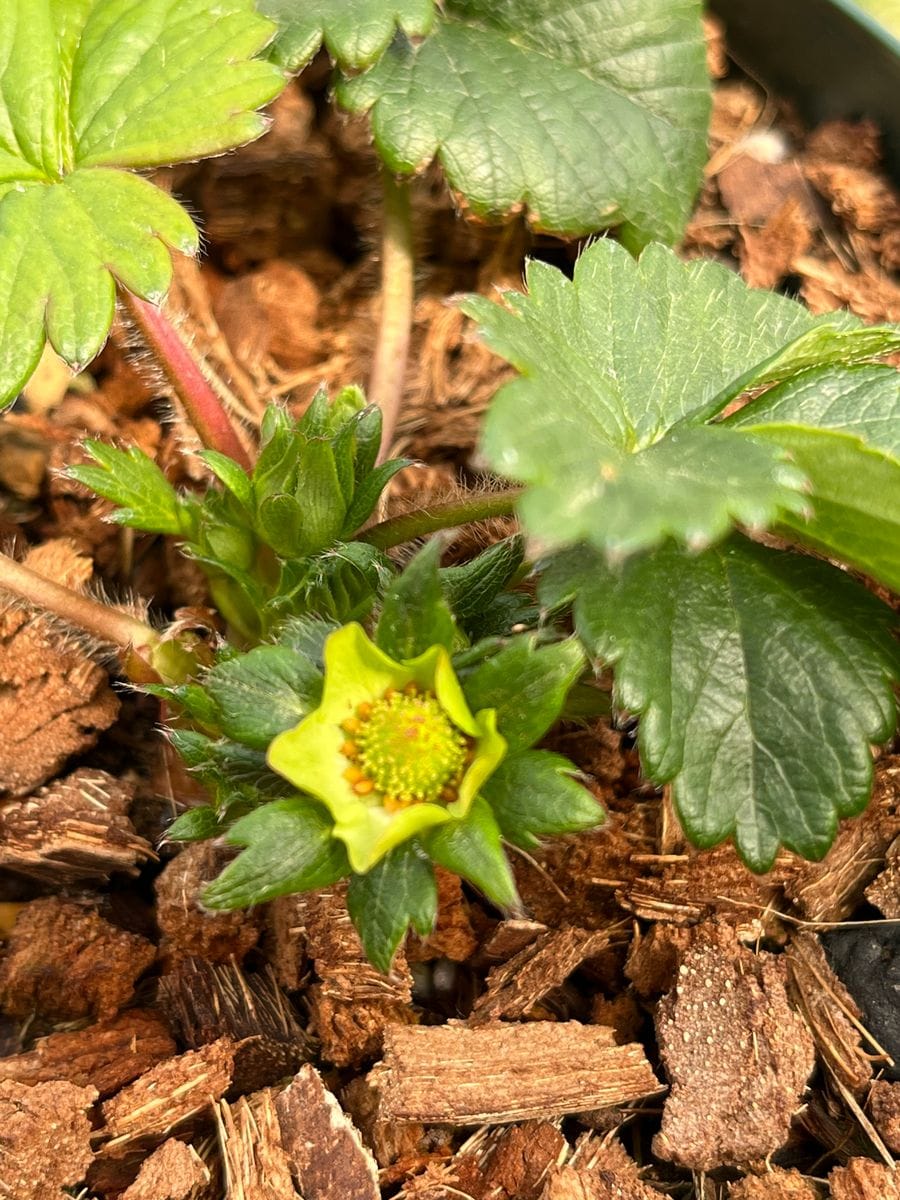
[[339, 0, 710, 246], [341, 457, 413, 536], [166, 806, 221, 843], [460, 637, 585, 753], [481, 750, 604, 849], [198, 450, 254, 511], [542, 538, 900, 872], [67, 439, 188, 535], [0, 0, 284, 408], [346, 843, 437, 972], [376, 541, 456, 659], [261, 0, 436, 72], [427, 795, 519, 909], [202, 796, 350, 909], [271, 615, 340, 666], [467, 240, 900, 557], [440, 536, 525, 622], [204, 645, 324, 750]]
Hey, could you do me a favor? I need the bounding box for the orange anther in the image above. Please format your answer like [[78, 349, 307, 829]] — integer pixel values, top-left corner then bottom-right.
[[403, 681, 419, 695], [440, 786, 458, 803], [341, 717, 362, 736], [354, 778, 375, 796], [356, 701, 373, 719], [340, 741, 358, 758], [343, 766, 364, 784]]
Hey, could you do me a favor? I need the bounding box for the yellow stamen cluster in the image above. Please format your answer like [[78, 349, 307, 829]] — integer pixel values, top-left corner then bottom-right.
[[340, 683, 470, 812]]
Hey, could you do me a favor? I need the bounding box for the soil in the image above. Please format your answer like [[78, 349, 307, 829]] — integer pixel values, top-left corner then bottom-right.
[[1, 21, 899, 1200]]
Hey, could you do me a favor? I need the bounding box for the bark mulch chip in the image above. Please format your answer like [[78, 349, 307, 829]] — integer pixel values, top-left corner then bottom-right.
[[119, 1138, 213, 1200], [216, 1090, 297, 1200], [539, 1134, 660, 1200], [155, 842, 261, 967], [0, 1077, 96, 1200], [829, 1158, 900, 1200], [869, 1080, 900, 1154], [726, 1168, 820, 1199]]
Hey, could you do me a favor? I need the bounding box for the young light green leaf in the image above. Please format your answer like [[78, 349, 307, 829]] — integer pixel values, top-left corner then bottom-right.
[[460, 637, 585, 753], [204, 646, 323, 751], [166, 806, 221, 843], [67, 440, 188, 535], [466, 240, 899, 556], [427, 796, 519, 909], [542, 539, 900, 872], [0, 0, 284, 409], [198, 450, 254, 511], [202, 796, 350, 909], [376, 540, 457, 660], [261, 0, 436, 72], [346, 843, 437, 973], [339, 0, 710, 246], [481, 750, 604, 849], [341, 457, 413, 535]]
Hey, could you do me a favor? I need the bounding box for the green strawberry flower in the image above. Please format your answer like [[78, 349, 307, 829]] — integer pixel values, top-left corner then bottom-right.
[[267, 622, 506, 872]]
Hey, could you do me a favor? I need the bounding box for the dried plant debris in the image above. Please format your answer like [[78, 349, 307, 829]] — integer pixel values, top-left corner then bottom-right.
[[540, 1134, 660, 1200], [98, 1038, 236, 1157], [0, 545, 119, 795], [120, 1139, 213, 1200], [0, 897, 156, 1021], [829, 1158, 900, 1199], [216, 1090, 297, 1200], [0, 1008, 175, 1097], [869, 1081, 900, 1155], [157, 957, 310, 1094], [653, 925, 815, 1170], [406, 868, 479, 964], [370, 1021, 661, 1125], [155, 843, 261, 967], [727, 1168, 820, 1199], [0, 1078, 96, 1200], [446, 1121, 566, 1200], [625, 923, 693, 998], [824, 924, 900, 1082], [865, 834, 900, 918], [274, 1064, 380, 1200], [0, 767, 152, 882]]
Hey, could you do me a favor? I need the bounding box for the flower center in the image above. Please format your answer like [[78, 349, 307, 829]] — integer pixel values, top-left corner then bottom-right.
[[341, 685, 469, 811]]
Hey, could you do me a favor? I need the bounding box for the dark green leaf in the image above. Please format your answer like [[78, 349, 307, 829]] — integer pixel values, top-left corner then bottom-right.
[[346, 843, 437, 972], [482, 750, 605, 848], [204, 646, 323, 750], [341, 457, 413, 535], [166, 806, 220, 843], [261, 0, 436, 71], [440, 536, 525, 620], [198, 450, 254, 510], [376, 541, 456, 659], [427, 796, 519, 909], [461, 637, 585, 752], [68, 441, 187, 535], [271, 615, 340, 666], [202, 797, 349, 909], [145, 682, 222, 732]]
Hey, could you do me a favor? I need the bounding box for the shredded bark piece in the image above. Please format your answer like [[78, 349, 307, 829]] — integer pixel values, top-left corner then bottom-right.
[[625, 923, 693, 998], [865, 835, 900, 918], [727, 1168, 820, 1199], [158, 957, 310, 1094], [0, 897, 156, 1020], [454, 1122, 566, 1200], [156, 843, 261, 967], [475, 919, 548, 968], [370, 1021, 661, 1125], [341, 1075, 427, 1171], [214, 258, 322, 373], [869, 1081, 900, 1154], [786, 932, 877, 1093], [120, 1139, 213, 1200], [0, 542, 119, 796], [406, 868, 479, 963], [0, 1008, 175, 1097], [98, 1038, 236, 1156], [829, 1158, 900, 1200], [0, 767, 152, 882], [538, 1135, 659, 1200], [785, 759, 900, 922], [471, 924, 626, 1023], [0, 1078, 97, 1200], [216, 1090, 297, 1200], [274, 1064, 380, 1200], [653, 925, 815, 1170]]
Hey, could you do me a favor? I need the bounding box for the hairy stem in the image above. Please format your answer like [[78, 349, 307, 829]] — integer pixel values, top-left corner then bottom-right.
[[370, 171, 415, 463], [0, 552, 158, 653], [357, 487, 521, 550], [121, 291, 253, 472]]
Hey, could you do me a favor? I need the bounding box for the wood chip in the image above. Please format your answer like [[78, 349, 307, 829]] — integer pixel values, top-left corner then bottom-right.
[[156, 843, 260, 967], [0, 767, 153, 882], [625, 923, 692, 998], [370, 1021, 661, 1125], [727, 1168, 820, 1199], [0, 1008, 175, 1097], [157, 957, 310, 1094], [120, 1139, 213, 1200], [829, 1158, 900, 1200], [454, 1121, 565, 1200], [274, 1064, 379, 1200], [869, 1081, 900, 1154], [98, 1038, 236, 1156], [472, 925, 625, 1023], [217, 1090, 297, 1200], [539, 1135, 660, 1200], [0, 897, 156, 1020], [406, 868, 479, 964], [0, 1078, 97, 1200], [653, 926, 815, 1170], [865, 835, 900, 918]]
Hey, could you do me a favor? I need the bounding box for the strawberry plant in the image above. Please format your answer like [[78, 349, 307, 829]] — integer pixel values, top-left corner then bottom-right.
[[0, 0, 898, 971]]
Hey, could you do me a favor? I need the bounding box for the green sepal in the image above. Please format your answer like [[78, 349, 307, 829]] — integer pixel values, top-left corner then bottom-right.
[[165, 806, 221, 843], [353, 406, 384, 485], [198, 449, 254, 511], [341, 457, 413, 535], [202, 796, 350, 909], [460, 636, 585, 753], [145, 682, 223, 732], [426, 795, 519, 909], [346, 842, 438, 972], [439, 536, 525, 622], [67, 441, 188, 535], [204, 645, 324, 750], [271, 615, 340, 666], [376, 540, 457, 659], [481, 750, 605, 849]]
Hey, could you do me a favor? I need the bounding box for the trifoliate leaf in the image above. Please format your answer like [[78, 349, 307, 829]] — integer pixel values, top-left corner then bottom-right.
[[376, 540, 456, 660], [204, 645, 324, 750], [427, 795, 519, 908], [542, 538, 900, 872], [202, 796, 350, 909], [261, 0, 436, 72], [481, 750, 604, 849], [466, 239, 900, 557], [339, 0, 710, 246], [346, 843, 437, 972], [67, 440, 189, 535], [0, 0, 284, 409]]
